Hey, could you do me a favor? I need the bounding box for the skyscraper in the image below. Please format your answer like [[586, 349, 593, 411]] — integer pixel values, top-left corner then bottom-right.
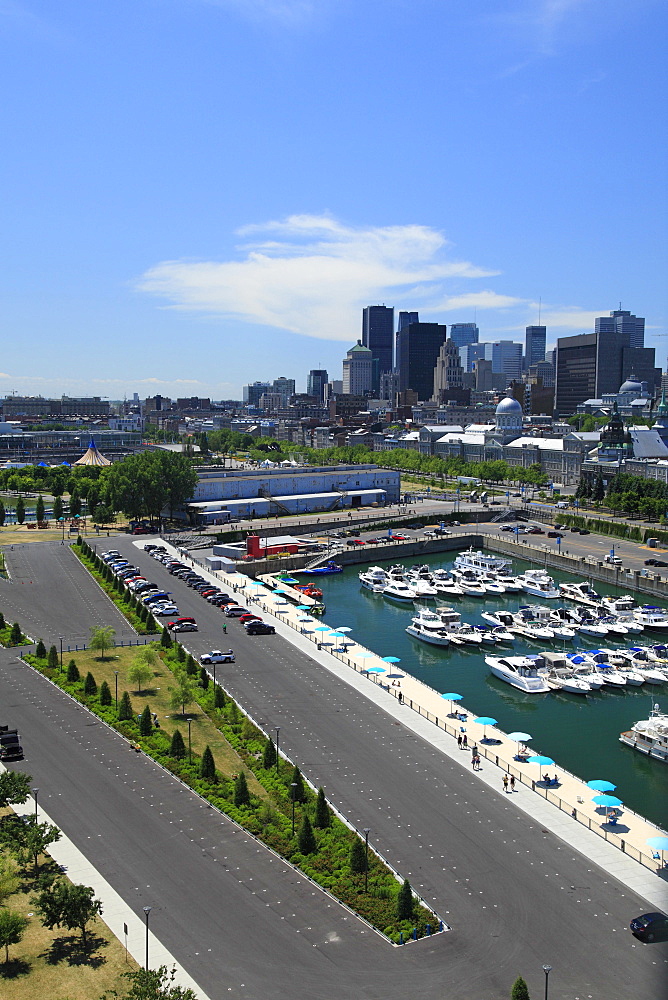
[[397, 311, 419, 332], [460, 342, 488, 372], [395, 322, 447, 401], [307, 369, 328, 402], [449, 323, 479, 351], [342, 341, 373, 395], [272, 377, 295, 404], [525, 326, 546, 368], [243, 382, 271, 407], [554, 330, 659, 415], [595, 309, 645, 349], [362, 306, 394, 392], [491, 341, 523, 382]]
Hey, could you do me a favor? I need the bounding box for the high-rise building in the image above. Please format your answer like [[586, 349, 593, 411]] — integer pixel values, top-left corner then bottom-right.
[[243, 382, 271, 407], [396, 322, 447, 401], [525, 326, 546, 368], [460, 342, 489, 372], [554, 330, 659, 415], [342, 341, 373, 395], [595, 309, 645, 349], [397, 311, 419, 332], [490, 341, 523, 382], [307, 369, 328, 403], [362, 306, 394, 392], [432, 340, 468, 404], [449, 323, 479, 351], [379, 370, 399, 405], [528, 360, 555, 387], [272, 377, 295, 404]]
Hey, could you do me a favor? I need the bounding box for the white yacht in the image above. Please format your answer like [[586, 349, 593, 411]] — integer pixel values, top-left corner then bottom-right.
[[518, 604, 576, 640], [495, 573, 524, 592], [600, 594, 637, 614], [481, 610, 516, 630], [517, 569, 560, 599], [471, 625, 500, 644], [633, 606, 668, 631], [405, 608, 451, 647], [596, 650, 645, 685], [512, 609, 556, 640], [575, 650, 628, 686], [453, 548, 512, 576], [565, 654, 606, 689], [477, 574, 507, 595], [619, 704, 668, 762], [544, 666, 592, 695], [596, 616, 632, 636], [444, 621, 484, 644], [613, 614, 643, 634], [431, 568, 465, 596], [359, 565, 388, 593], [451, 570, 488, 597], [485, 655, 550, 694], [613, 649, 667, 684], [383, 576, 417, 602], [567, 607, 611, 637], [490, 625, 515, 643], [407, 574, 439, 599], [559, 581, 602, 606]]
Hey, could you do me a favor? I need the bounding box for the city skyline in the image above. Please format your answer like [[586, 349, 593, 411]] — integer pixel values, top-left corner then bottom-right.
[[0, 1, 665, 398]]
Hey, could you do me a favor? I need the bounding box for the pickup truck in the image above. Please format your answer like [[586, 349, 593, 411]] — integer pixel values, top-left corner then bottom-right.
[[0, 726, 24, 760], [199, 650, 235, 664]]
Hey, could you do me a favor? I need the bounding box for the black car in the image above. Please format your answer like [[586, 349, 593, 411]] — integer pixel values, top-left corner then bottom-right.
[[245, 622, 276, 635], [547, 531, 563, 538], [579, 529, 590, 534], [645, 558, 668, 567], [630, 912, 668, 942]]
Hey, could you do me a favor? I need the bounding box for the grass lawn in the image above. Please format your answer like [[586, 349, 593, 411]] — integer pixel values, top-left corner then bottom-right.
[[68, 646, 267, 797]]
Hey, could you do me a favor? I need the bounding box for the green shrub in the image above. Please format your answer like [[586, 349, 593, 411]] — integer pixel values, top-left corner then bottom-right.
[[118, 691, 133, 722], [298, 815, 316, 855], [200, 745, 216, 781], [83, 671, 97, 696], [66, 659, 80, 683], [511, 976, 531, 1000], [99, 680, 112, 706]]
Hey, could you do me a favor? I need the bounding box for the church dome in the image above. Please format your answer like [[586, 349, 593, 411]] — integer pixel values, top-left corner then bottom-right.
[[619, 374, 642, 393], [495, 396, 522, 415]]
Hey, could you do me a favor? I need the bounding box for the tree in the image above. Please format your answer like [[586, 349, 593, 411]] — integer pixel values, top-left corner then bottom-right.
[[169, 729, 186, 759], [169, 674, 196, 717], [90, 625, 116, 660], [3, 816, 61, 872], [592, 473, 605, 502], [297, 814, 316, 855], [69, 489, 82, 517], [53, 495, 64, 520], [314, 788, 330, 829], [175, 643, 186, 663], [511, 976, 531, 1000], [0, 909, 28, 964], [47, 644, 59, 668], [199, 666, 209, 690], [15, 497, 24, 524], [35, 880, 102, 947], [35, 494, 45, 522], [66, 659, 80, 683], [101, 964, 198, 999], [213, 685, 225, 709], [262, 737, 276, 770], [84, 671, 98, 696], [0, 853, 20, 905], [9, 623, 23, 645], [139, 705, 153, 737], [233, 771, 250, 807], [289, 765, 306, 803], [396, 879, 413, 920], [0, 612, 4, 630], [35, 639, 46, 658], [118, 691, 134, 721], [99, 680, 112, 706], [185, 654, 198, 677], [161, 628, 172, 649], [200, 745, 216, 781], [0, 771, 32, 808], [129, 651, 156, 694], [349, 835, 367, 873], [0, 500, 5, 526]]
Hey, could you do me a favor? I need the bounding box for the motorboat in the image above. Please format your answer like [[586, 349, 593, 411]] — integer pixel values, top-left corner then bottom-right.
[[613, 614, 643, 634], [383, 578, 417, 602], [518, 604, 575, 639], [559, 581, 602, 606], [633, 606, 668, 631], [485, 654, 550, 694], [512, 608, 556, 640], [567, 608, 611, 637], [596, 616, 632, 636], [490, 625, 515, 643], [453, 548, 512, 576], [481, 610, 516, 629], [568, 659, 606, 689], [451, 570, 488, 597], [600, 594, 637, 614], [359, 566, 388, 594], [596, 650, 645, 685], [642, 643, 668, 665], [615, 649, 667, 684], [444, 622, 485, 645], [574, 650, 628, 686], [495, 573, 524, 592], [476, 574, 507, 595], [431, 568, 465, 596], [301, 561, 343, 575], [517, 569, 560, 599], [406, 573, 439, 598], [405, 608, 451, 647], [544, 667, 592, 695], [619, 704, 668, 762], [471, 625, 500, 644]]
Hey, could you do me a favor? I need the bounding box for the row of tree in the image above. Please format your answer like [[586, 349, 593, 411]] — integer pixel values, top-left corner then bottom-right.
[[575, 471, 668, 521]]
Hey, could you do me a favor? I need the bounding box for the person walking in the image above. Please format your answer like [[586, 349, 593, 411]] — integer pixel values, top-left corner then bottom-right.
[[398, 690, 403, 704], [509, 774, 515, 792], [503, 774, 509, 793], [462, 734, 467, 748], [471, 755, 476, 770], [457, 734, 463, 749]]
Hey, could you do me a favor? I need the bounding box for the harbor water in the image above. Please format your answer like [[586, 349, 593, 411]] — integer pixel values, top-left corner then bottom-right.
[[310, 551, 668, 830]]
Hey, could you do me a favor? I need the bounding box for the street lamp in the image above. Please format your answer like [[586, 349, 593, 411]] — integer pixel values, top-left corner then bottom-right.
[[363, 828, 370, 892], [187, 718, 192, 764], [114, 670, 120, 710], [275, 727, 280, 774], [291, 782, 298, 836], [143, 906, 152, 970], [542, 964, 552, 1000], [59, 636, 63, 670], [32, 787, 39, 821]]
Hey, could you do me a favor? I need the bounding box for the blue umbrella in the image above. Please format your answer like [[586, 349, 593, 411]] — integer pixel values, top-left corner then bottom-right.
[[314, 626, 330, 631], [527, 755, 555, 777], [356, 652, 374, 658], [592, 794, 623, 808], [587, 779, 617, 792], [273, 588, 289, 593], [508, 731, 532, 743], [441, 692, 463, 716], [367, 666, 386, 674], [382, 656, 401, 663], [647, 836, 668, 850], [474, 716, 497, 741], [296, 604, 311, 610]]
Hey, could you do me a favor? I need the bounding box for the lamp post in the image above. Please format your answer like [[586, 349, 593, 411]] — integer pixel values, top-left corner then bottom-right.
[[143, 906, 152, 970], [187, 717, 193, 764], [114, 670, 119, 710], [363, 828, 370, 892], [32, 787, 39, 821], [212, 663, 217, 690], [59, 636, 63, 670], [275, 727, 280, 774], [291, 782, 298, 836], [542, 964, 552, 1000]]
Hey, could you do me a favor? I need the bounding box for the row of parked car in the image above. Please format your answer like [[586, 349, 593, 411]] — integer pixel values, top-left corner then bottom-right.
[[100, 549, 182, 620]]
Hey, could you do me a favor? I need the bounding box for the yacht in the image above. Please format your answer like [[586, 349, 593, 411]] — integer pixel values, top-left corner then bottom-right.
[[442, 621, 484, 644], [619, 704, 668, 762], [451, 570, 488, 597], [559, 581, 602, 607], [544, 666, 592, 695], [453, 548, 512, 576], [613, 613, 643, 634], [359, 566, 388, 594], [382, 576, 417, 602], [405, 608, 451, 647], [407, 574, 439, 599], [471, 625, 501, 644], [481, 610, 516, 630], [485, 654, 550, 694], [633, 606, 668, 632], [512, 609, 556, 640], [573, 650, 628, 686], [517, 569, 560, 599], [495, 573, 524, 592], [568, 659, 606, 689], [490, 625, 515, 643], [616, 649, 667, 685], [596, 616, 632, 636], [518, 604, 576, 640], [596, 650, 645, 685], [477, 574, 507, 595], [567, 607, 611, 637], [600, 594, 637, 615], [431, 568, 465, 596]]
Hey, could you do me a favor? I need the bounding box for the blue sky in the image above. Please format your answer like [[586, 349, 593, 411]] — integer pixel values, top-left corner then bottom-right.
[[1, 0, 666, 399]]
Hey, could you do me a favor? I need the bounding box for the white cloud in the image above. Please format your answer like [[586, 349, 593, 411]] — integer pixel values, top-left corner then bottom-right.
[[138, 215, 498, 342], [536, 306, 605, 330], [424, 291, 525, 313]]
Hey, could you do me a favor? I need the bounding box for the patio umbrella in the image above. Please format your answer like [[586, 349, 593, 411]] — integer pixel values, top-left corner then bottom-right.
[[382, 656, 401, 663], [587, 779, 617, 792], [385, 673, 404, 679], [314, 626, 330, 631], [474, 716, 497, 740], [527, 755, 555, 779], [441, 692, 463, 716], [296, 604, 311, 610], [646, 835, 668, 866], [334, 626, 353, 633], [592, 794, 623, 808], [273, 588, 289, 593], [367, 666, 386, 673], [507, 732, 533, 743], [356, 652, 373, 658]]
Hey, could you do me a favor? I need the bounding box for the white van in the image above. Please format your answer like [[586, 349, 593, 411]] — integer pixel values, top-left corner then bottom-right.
[[554, 501, 569, 509]]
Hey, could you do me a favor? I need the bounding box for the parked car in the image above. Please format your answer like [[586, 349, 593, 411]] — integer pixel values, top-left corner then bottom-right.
[[245, 622, 276, 635], [239, 613, 262, 623], [630, 912, 668, 942], [171, 622, 198, 632], [200, 650, 235, 664], [645, 558, 668, 567], [224, 606, 247, 617], [168, 617, 196, 629], [391, 533, 408, 541], [152, 605, 180, 616], [527, 527, 544, 534], [547, 531, 563, 538], [579, 529, 590, 534]]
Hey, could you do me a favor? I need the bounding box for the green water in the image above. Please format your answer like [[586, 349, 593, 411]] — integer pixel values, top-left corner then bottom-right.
[[312, 551, 668, 830]]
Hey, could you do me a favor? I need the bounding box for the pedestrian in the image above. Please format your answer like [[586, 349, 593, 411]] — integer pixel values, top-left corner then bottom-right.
[[509, 774, 515, 792], [462, 734, 467, 748], [503, 774, 509, 793], [457, 734, 463, 748], [475, 755, 481, 770], [223, 624, 227, 634], [471, 755, 476, 770], [398, 690, 403, 704]]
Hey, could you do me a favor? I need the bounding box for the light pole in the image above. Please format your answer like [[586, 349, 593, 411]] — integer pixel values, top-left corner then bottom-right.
[[363, 828, 370, 892], [291, 782, 298, 836], [143, 906, 152, 970], [275, 727, 280, 774], [59, 636, 63, 670], [542, 964, 552, 1000], [114, 670, 119, 710], [187, 717, 192, 764], [32, 787, 39, 821]]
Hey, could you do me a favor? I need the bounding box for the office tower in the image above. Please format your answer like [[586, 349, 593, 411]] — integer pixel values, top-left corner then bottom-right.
[[272, 377, 295, 404], [460, 342, 489, 373], [525, 326, 546, 368], [379, 369, 399, 405], [342, 341, 373, 395], [307, 369, 328, 402], [396, 322, 448, 401], [397, 311, 419, 332], [554, 331, 659, 415], [595, 309, 645, 349], [432, 340, 468, 404], [529, 360, 555, 387], [362, 305, 394, 392], [449, 323, 479, 351], [243, 382, 272, 407], [491, 341, 523, 382]]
